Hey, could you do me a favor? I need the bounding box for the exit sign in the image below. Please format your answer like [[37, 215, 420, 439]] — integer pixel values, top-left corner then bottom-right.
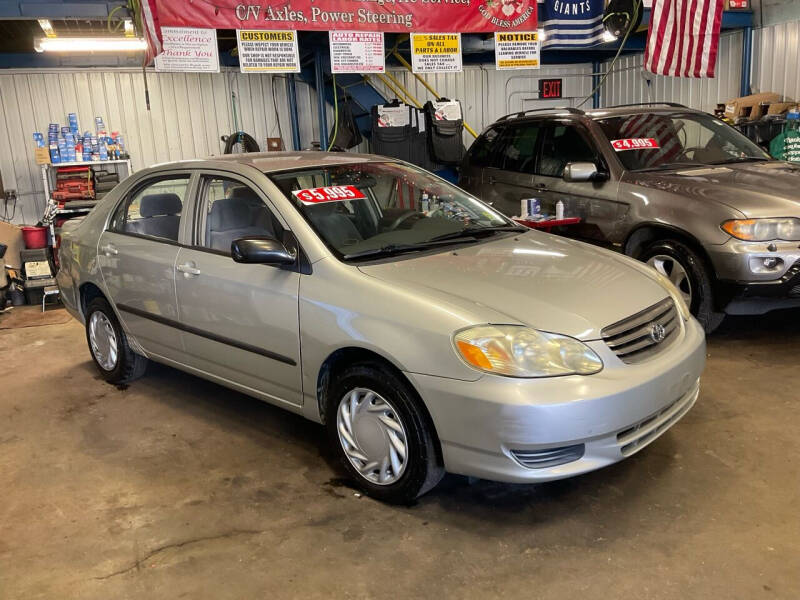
[[539, 78, 563, 99]]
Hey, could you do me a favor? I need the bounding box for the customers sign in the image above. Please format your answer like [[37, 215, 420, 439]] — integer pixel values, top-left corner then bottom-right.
[[153, 0, 536, 33]]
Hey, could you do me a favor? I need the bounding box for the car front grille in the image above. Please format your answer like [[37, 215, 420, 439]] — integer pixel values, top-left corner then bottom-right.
[[510, 444, 585, 469], [601, 298, 680, 364], [616, 379, 700, 456]]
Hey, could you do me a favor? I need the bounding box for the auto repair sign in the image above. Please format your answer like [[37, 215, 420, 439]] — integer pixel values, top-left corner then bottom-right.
[[153, 0, 537, 33]]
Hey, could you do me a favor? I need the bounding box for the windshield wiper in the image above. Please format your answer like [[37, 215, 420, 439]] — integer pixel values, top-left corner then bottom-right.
[[343, 237, 480, 260], [428, 225, 527, 242], [636, 161, 708, 172], [708, 156, 771, 165]]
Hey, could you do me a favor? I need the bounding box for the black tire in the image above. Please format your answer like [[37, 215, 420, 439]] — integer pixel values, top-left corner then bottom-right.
[[325, 362, 444, 504], [640, 239, 725, 333], [223, 131, 260, 154], [85, 297, 148, 384]]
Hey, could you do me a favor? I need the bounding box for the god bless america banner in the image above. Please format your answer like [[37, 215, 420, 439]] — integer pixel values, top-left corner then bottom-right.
[[152, 0, 537, 33]]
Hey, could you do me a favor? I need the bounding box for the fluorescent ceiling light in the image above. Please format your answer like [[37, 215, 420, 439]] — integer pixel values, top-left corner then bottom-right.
[[34, 37, 147, 53], [37, 19, 56, 38]]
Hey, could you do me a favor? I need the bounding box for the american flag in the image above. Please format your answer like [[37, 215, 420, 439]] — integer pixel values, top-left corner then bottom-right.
[[140, 0, 162, 66], [617, 114, 683, 167], [644, 0, 724, 78]]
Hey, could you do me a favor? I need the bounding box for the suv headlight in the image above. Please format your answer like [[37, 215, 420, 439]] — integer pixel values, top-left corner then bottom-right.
[[722, 218, 800, 241], [454, 325, 603, 378]]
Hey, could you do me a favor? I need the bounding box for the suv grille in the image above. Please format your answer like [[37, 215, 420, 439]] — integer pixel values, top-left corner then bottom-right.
[[601, 298, 679, 364]]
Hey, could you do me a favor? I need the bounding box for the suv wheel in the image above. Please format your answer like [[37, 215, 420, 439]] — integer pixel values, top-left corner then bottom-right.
[[325, 362, 444, 504], [85, 297, 148, 384], [641, 239, 725, 333]]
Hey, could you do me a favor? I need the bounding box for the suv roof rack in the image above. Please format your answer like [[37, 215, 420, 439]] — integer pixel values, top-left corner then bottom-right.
[[600, 102, 689, 109], [496, 107, 585, 122]]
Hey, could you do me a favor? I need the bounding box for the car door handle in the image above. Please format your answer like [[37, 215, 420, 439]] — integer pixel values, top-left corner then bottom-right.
[[100, 243, 118, 256], [533, 183, 548, 190], [176, 262, 201, 277]]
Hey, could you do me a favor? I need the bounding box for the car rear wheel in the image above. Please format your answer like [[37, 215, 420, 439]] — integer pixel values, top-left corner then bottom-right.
[[325, 362, 444, 504], [641, 239, 725, 333], [85, 297, 148, 384]]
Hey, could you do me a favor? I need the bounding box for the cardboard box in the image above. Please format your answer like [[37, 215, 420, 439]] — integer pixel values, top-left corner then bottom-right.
[[767, 102, 799, 115], [34, 147, 51, 165], [724, 92, 782, 120], [0, 220, 24, 269]]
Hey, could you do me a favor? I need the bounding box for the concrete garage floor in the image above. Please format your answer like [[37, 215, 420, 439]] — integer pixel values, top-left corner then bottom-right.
[[1, 307, 798, 599]]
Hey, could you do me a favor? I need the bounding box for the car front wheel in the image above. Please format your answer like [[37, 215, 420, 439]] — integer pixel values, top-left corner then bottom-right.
[[641, 239, 724, 333], [325, 362, 444, 504], [85, 297, 148, 384]]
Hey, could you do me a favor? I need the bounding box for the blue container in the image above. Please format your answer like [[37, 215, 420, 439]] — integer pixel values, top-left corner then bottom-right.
[[49, 146, 61, 163]]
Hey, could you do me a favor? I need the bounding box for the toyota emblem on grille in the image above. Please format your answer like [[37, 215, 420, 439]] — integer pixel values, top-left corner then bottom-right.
[[649, 322, 666, 343]]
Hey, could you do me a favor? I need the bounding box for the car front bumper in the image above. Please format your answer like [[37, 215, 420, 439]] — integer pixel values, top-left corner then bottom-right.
[[407, 317, 706, 484]]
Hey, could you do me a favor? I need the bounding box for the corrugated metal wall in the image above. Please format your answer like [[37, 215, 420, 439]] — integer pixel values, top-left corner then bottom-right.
[[0, 68, 323, 224], [601, 31, 744, 112], [752, 20, 800, 101], [372, 64, 595, 144]]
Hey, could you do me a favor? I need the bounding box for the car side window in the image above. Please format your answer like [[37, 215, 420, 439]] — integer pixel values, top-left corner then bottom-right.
[[110, 176, 189, 242], [538, 125, 599, 178], [467, 127, 504, 168], [199, 176, 281, 254], [496, 123, 541, 174]]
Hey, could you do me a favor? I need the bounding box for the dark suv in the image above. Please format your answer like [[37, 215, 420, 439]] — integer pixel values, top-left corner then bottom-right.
[[459, 103, 800, 332]]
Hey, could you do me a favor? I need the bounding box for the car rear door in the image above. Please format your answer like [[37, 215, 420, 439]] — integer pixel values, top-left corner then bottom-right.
[[478, 121, 544, 216], [173, 171, 303, 408], [533, 122, 623, 243], [97, 171, 195, 360]]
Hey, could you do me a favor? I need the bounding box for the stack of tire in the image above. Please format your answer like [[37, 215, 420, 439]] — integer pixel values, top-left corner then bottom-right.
[[93, 169, 120, 202]]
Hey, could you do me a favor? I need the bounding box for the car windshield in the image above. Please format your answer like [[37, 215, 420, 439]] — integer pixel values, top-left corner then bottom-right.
[[596, 112, 770, 171], [270, 162, 516, 260]]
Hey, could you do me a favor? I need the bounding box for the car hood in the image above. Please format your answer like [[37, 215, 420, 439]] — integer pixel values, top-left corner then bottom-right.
[[357, 232, 670, 340], [630, 160, 800, 218]]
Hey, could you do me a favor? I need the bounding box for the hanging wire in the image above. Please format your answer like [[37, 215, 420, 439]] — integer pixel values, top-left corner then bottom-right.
[[326, 73, 339, 151]]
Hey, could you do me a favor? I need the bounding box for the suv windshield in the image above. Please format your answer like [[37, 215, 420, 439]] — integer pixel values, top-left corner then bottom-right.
[[596, 112, 770, 171], [270, 162, 516, 260]]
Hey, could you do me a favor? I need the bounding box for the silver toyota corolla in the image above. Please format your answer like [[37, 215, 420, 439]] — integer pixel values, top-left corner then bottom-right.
[[57, 152, 706, 503]]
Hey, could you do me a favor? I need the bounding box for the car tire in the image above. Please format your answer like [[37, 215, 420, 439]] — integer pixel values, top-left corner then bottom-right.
[[325, 362, 444, 504], [640, 239, 725, 333], [85, 297, 148, 384]]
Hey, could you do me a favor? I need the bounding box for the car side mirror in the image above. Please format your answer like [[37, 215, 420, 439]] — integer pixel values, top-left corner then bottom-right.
[[231, 237, 296, 266], [563, 162, 605, 182]]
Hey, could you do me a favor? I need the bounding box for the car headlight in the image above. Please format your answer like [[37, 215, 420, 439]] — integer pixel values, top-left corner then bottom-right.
[[721, 218, 800, 241], [453, 325, 603, 378], [652, 270, 691, 320]]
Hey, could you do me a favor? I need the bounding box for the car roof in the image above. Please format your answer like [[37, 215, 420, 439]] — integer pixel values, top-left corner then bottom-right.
[[491, 103, 706, 127], [148, 151, 391, 174]]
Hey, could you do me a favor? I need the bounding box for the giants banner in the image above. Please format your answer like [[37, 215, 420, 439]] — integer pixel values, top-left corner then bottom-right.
[[153, 0, 537, 33]]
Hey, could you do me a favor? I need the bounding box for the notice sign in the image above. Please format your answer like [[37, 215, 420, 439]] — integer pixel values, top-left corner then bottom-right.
[[155, 27, 219, 72], [236, 30, 300, 73], [329, 31, 385, 73], [494, 31, 540, 70], [411, 33, 462, 73]]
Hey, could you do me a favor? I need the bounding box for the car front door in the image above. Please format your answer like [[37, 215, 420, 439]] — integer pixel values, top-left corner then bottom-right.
[[173, 172, 302, 408], [98, 172, 194, 359], [534, 122, 623, 243]]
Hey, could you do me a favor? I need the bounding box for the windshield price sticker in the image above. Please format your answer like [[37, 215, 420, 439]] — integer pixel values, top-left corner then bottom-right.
[[293, 185, 366, 204], [611, 138, 660, 151]]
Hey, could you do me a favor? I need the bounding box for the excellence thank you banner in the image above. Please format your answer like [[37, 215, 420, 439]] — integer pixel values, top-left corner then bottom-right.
[[154, 0, 536, 33]]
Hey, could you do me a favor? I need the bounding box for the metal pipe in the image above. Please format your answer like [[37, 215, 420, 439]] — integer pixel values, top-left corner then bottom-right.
[[391, 50, 479, 138], [592, 60, 601, 109], [285, 74, 302, 151], [314, 50, 329, 147], [740, 25, 753, 97]]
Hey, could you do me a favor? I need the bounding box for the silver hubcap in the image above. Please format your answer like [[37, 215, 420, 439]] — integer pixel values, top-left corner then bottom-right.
[[648, 254, 693, 306], [336, 388, 408, 485], [89, 311, 118, 371]]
